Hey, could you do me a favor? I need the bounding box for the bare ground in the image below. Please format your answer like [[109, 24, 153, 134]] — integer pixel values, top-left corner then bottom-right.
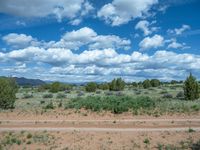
[[0, 110, 200, 149]]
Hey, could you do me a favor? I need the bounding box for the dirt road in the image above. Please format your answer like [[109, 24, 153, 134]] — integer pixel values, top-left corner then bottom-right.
[[1, 119, 200, 132]]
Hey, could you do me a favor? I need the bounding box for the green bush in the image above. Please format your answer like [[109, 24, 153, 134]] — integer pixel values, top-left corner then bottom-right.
[[49, 82, 61, 93], [132, 82, 138, 87], [176, 91, 184, 99], [109, 78, 125, 91], [85, 82, 97, 92], [22, 93, 33, 99], [44, 101, 54, 109], [142, 79, 151, 89], [150, 79, 160, 87], [66, 96, 155, 114], [43, 93, 53, 98], [98, 83, 109, 90], [184, 73, 199, 100], [0, 78, 18, 109], [49, 82, 72, 93], [56, 93, 66, 99]]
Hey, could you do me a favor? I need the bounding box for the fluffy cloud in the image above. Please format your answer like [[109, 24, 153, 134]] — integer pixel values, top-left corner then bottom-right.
[[2, 27, 131, 51], [51, 27, 131, 50], [139, 34, 164, 50], [0, 0, 93, 23], [135, 20, 158, 36], [168, 24, 190, 35], [2, 33, 36, 48], [98, 0, 158, 26], [0, 46, 200, 82], [135, 20, 152, 36], [167, 39, 190, 50]]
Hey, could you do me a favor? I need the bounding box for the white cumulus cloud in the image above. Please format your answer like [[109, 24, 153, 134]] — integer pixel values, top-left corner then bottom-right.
[[139, 34, 164, 50], [168, 24, 191, 35], [0, 0, 93, 23], [97, 0, 158, 26], [135, 20, 158, 36]]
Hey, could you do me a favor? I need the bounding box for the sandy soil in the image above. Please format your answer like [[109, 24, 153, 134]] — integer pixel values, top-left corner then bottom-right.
[[0, 109, 200, 120], [0, 109, 200, 149], [0, 130, 200, 150]]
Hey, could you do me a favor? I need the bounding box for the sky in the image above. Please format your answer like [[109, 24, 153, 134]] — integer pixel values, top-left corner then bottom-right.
[[0, 0, 200, 83]]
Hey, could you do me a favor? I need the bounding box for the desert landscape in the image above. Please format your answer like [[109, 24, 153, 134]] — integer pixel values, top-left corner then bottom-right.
[[0, 0, 200, 149], [0, 76, 200, 150]]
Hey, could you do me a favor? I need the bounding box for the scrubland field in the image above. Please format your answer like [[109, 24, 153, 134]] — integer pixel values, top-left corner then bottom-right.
[[0, 79, 200, 150]]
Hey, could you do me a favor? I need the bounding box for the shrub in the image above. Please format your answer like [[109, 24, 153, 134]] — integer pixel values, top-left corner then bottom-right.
[[65, 96, 155, 114], [109, 78, 125, 91], [65, 90, 71, 94], [40, 101, 45, 104], [150, 79, 160, 87], [184, 73, 199, 100], [22, 93, 33, 99], [143, 138, 150, 144], [43, 93, 53, 98], [115, 91, 124, 96], [96, 91, 101, 94], [38, 84, 51, 92], [105, 91, 113, 96], [160, 91, 168, 94], [56, 93, 66, 99], [132, 82, 138, 87], [58, 100, 63, 108], [44, 101, 54, 109], [27, 133, 32, 139], [98, 83, 109, 90], [176, 91, 184, 99], [77, 91, 85, 97], [49, 82, 61, 93], [85, 82, 97, 92], [162, 94, 173, 99], [142, 79, 151, 89], [135, 91, 141, 95], [191, 140, 200, 150], [0, 78, 18, 109]]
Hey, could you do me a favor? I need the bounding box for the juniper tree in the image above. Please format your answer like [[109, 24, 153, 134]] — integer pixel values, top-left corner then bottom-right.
[[142, 79, 151, 89], [183, 73, 199, 100], [85, 82, 97, 92], [109, 78, 125, 91], [0, 77, 18, 109]]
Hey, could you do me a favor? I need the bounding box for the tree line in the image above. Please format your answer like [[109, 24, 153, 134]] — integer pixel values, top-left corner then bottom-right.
[[0, 73, 199, 109]]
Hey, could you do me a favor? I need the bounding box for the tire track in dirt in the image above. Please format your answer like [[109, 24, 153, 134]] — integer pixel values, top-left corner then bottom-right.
[[0, 127, 200, 132], [0, 119, 200, 132]]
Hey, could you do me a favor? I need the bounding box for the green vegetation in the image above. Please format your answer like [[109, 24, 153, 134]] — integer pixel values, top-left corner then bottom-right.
[[157, 139, 200, 150], [66, 96, 155, 114], [43, 93, 53, 98], [49, 82, 62, 93], [109, 78, 125, 91], [188, 128, 196, 133], [38, 82, 72, 93], [85, 82, 97, 92], [143, 138, 150, 144], [184, 73, 199, 100], [98, 83, 109, 90], [56, 93, 66, 99], [150, 79, 160, 87], [22, 93, 33, 99], [44, 101, 54, 109], [142, 79, 151, 89], [1, 74, 200, 115], [0, 77, 18, 109], [0, 132, 55, 148]]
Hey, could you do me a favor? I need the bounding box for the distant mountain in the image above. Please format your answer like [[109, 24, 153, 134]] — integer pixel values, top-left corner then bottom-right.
[[13, 77, 46, 86]]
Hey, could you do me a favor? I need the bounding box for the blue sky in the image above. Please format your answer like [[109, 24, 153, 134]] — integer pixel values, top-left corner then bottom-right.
[[0, 0, 199, 82]]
